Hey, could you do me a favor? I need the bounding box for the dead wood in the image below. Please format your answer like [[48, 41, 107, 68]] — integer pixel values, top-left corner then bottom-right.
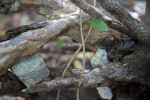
[[0, 12, 90, 76]]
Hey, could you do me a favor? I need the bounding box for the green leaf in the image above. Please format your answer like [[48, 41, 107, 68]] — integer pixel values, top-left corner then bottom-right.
[[88, 19, 108, 31], [57, 37, 63, 49]]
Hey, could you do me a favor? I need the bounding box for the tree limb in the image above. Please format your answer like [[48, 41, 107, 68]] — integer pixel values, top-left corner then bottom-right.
[[23, 68, 105, 94], [70, 0, 150, 48], [0, 0, 77, 18], [97, 0, 150, 48], [0, 11, 90, 76], [70, 0, 130, 36], [144, 0, 150, 27], [24, 49, 150, 94]]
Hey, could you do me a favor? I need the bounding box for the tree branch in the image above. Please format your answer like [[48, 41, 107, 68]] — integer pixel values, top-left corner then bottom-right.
[[24, 49, 150, 94], [0, 44, 150, 95], [23, 68, 105, 94], [70, 0, 150, 48], [70, 0, 130, 36], [97, 0, 150, 48], [0, 0, 77, 18], [0, 11, 90, 76]]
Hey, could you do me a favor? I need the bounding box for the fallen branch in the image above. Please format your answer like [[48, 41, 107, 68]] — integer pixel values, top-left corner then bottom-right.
[[23, 47, 150, 93], [0, 11, 90, 76], [0, 0, 77, 18], [23, 68, 105, 94], [1, 45, 150, 95], [24, 48, 150, 94], [97, 0, 150, 48]]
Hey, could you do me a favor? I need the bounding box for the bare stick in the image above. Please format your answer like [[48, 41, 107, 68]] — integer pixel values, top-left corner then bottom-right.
[[77, 1, 97, 99], [77, 8, 85, 100], [24, 67, 104, 94], [56, 22, 92, 100]]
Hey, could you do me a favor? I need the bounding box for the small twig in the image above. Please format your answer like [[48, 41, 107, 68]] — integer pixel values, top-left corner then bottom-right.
[[56, 21, 92, 100], [94, 0, 96, 7], [77, 88, 80, 100], [77, 8, 85, 100], [77, 1, 97, 99], [56, 42, 82, 100], [80, 9, 85, 77]]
